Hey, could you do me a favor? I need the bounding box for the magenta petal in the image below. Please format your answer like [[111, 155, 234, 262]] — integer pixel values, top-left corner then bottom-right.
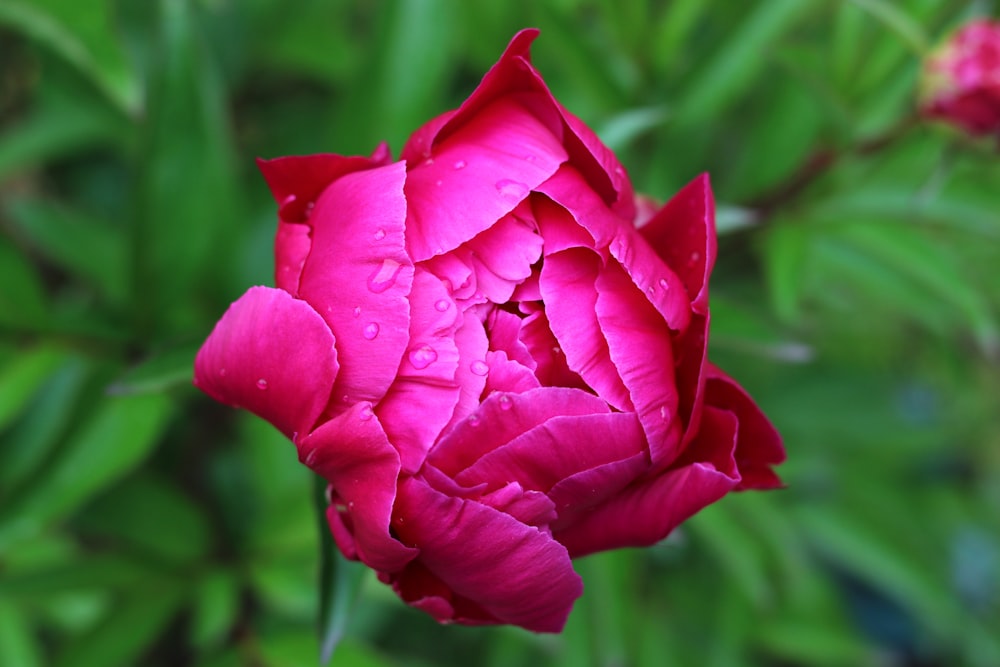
[[455, 411, 646, 495], [377, 269, 461, 473], [404, 97, 567, 262], [296, 162, 412, 408], [393, 476, 583, 632], [193, 286, 337, 439], [483, 351, 541, 395], [429, 386, 611, 477], [703, 365, 786, 490], [297, 402, 417, 573], [610, 223, 691, 333], [594, 262, 683, 466], [274, 221, 311, 295], [540, 249, 632, 410], [535, 165, 620, 250], [638, 174, 716, 314], [559, 107, 637, 220], [553, 407, 741, 558]]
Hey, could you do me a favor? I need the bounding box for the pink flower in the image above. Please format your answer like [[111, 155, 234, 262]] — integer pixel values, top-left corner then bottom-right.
[[193, 29, 784, 633], [920, 19, 1000, 136]]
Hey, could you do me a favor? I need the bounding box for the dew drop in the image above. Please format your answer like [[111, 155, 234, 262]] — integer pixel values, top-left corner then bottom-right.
[[495, 179, 529, 202], [690, 251, 701, 264], [498, 394, 513, 411], [219, 368, 227, 377], [352, 306, 361, 318], [470, 360, 489, 376], [660, 405, 670, 421], [408, 345, 438, 370], [434, 298, 450, 312], [424, 157, 435, 166], [367, 259, 402, 293], [256, 378, 268, 390], [362, 322, 380, 340], [373, 228, 386, 240], [467, 413, 481, 426], [359, 404, 374, 421], [453, 159, 466, 170], [435, 179, 443, 187], [646, 286, 655, 297], [658, 278, 669, 290], [305, 449, 318, 466]]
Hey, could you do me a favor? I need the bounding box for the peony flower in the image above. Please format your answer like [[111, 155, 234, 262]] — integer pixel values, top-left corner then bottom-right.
[[919, 19, 1000, 136], [193, 28, 784, 633]]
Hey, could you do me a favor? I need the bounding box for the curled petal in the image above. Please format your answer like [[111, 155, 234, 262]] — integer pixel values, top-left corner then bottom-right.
[[638, 174, 716, 314], [298, 402, 418, 573], [193, 286, 336, 439], [703, 365, 786, 490], [391, 476, 582, 632], [553, 406, 741, 558]]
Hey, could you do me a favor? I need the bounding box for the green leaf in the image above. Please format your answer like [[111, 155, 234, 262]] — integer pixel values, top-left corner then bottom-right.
[[762, 222, 810, 324], [50, 583, 185, 667], [74, 473, 212, 564], [674, 0, 816, 124], [3, 199, 128, 304], [316, 474, 368, 665], [0, 0, 141, 114], [0, 392, 173, 549], [0, 235, 48, 330], [190, 570, 240, 650], [106, 343, 199, 396], [0, 344, 66, 432], [0, 599, 42, 667], [845, 0, 928, 54]]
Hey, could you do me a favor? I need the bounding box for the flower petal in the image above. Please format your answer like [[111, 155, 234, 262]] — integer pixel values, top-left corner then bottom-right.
[[297, 402, 418, 573], [391, 476, 583, 632], [193, 286, 336, 439], [638, 174, 716, 314], [594, 261, 683, 467], [428, 386, 611, 477], [296, 161, 412, 409], [540, 248, 632, 410], [553, 406, 741, 558], [403, 97, 567, 261], [377, 269, 461, 473], [703, 365, 786, 490]]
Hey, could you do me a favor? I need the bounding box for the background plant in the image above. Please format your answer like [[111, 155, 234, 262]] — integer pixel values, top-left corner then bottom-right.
[[0, 1, 997, 666]]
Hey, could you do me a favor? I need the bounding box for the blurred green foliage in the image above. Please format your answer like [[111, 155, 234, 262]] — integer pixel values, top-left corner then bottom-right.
[[1, 0, 998, 665]]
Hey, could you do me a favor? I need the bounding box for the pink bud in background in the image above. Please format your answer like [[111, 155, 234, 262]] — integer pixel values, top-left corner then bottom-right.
[[920, 19, 1000, 136]]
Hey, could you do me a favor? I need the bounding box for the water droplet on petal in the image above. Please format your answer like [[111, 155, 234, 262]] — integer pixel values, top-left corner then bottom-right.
[[362, 322, 380, 340], [424, 157, 435, 166], [408, 345, 438, 370], [658, 278, 669, 290], [219, 368, 227, 377], [256, 378, 268, 390], [660, 405, 670, 420], [352, 306, 361, 318], [495, 179, 529, 202], [646, 286, 655, 297], [359, 404, 374, 421], [470, 360, 489, 376], [690, 251, 701, 264], [467, 413, 481, 426], [368, 259, 402, 293], [434, 298, 450, 312], [498, 394, 513, 411], [305, 449, 318, 466], [373, 228, 386, 240], [435, 179, 443, 187], [453, 159, 466, 170]]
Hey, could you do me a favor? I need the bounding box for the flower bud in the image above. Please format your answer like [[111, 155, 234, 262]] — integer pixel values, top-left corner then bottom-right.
[[919, 19, 1000, 136]]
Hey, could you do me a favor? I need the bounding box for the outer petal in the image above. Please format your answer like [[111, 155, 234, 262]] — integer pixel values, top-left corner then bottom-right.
[[392, 476, 583, 632], [404, 97, 566, 262], [296, 162, 412, 409], [297, 402, 418, 573], [638, 174, 716, 314], [703, 365, 786, 490], [193, 286, 337, 439], [553, 406, 741, 558]]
